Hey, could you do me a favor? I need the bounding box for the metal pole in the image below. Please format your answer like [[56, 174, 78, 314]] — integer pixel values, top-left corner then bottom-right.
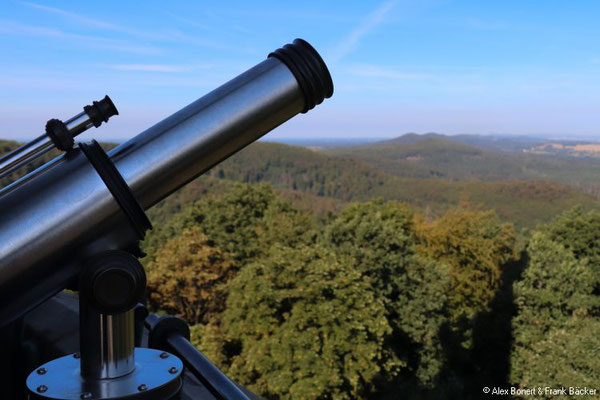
[[79, 304, 136, 379], [166, 333, 250, 400], [0, 134, 54, 180]]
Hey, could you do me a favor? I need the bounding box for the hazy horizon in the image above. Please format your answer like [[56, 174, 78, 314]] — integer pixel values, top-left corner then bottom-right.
[[6, 131, 600, 147]]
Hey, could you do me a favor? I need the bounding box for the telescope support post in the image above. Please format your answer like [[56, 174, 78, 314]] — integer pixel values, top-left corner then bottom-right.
[[26, 251, 183, 400], [78, 251, 143, 380], [79, 303, 136, 379]]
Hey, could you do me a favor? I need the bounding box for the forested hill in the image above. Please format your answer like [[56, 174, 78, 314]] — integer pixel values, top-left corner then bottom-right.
[[328, 134, 600, 193], [329, 137, 525, 181], [366, 132, 546, 152], [202, 141, 599, 227], [2, 138, 599, 228]]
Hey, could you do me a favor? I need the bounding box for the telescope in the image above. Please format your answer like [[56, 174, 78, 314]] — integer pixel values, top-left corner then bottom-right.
[[0, 38, 333, 400]]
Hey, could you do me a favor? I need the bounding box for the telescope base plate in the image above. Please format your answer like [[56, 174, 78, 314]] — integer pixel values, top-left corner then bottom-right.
[[26, 348, 183, 400]]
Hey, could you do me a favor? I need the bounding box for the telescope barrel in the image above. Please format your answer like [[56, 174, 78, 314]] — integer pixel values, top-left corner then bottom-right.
[[0, 39, 333, 326], [110, 56, 303, 209]]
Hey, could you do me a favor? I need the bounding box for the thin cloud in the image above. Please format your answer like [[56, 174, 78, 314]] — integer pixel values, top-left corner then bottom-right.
[[330, 0, 397, 63], [109, 64, 192, 73], [19, 1, 163, 39], [0, 20, 164, 55], [20, 1, 226, 48], [164, 30, 232, 50], [166, 12, 212, 31], [345, 64, 431, 80]]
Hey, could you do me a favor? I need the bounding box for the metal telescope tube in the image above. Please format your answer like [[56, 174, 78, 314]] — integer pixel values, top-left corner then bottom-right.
[[0, 39, 333, 326], [0, 134, 54, 180]]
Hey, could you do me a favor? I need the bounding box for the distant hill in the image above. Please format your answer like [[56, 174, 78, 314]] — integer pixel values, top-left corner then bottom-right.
[[329, 136, 532, 181], [370, 132, 448, 146], [368, 133, 547, 153], [328, 133, 600, 197]]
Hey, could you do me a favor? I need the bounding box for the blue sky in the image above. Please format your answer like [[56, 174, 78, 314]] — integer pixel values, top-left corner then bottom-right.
[[1, 0, 600, 141]]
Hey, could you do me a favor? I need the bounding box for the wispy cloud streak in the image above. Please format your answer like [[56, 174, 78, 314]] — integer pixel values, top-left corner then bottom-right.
[[166, 12, 212, 31], [20, 1, 227, 49], [330, 0, 397, 63], [345, 64, 431, 80], [0, 20, 164, 54], [19, 1, 163, 39], [109, 64, 191, 72]]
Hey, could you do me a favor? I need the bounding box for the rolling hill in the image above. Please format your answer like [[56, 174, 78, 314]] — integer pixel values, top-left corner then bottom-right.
[[328, 133, 600, 196], [202, 141, 600, 227]]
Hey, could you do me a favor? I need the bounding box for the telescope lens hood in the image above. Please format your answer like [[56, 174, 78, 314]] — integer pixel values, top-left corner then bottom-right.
[[269, 38, 334, 113]]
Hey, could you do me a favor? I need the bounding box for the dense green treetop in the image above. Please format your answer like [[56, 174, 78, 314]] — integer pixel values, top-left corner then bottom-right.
[[511, 231, 600, 395], [143, 183, 313, 265], [544, 206, 600, 270], [213, 244, 397, 399], [324, 200, 451, 387]]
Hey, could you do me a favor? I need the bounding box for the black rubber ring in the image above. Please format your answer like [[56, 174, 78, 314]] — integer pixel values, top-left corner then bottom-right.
[[45, 119, 74, 151], [80, 140, 151, 239], [268, 38, 333, 113]]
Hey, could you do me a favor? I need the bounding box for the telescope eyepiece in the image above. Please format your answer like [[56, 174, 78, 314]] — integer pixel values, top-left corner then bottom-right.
[[84, 95, 119, 128], [269, 38, 333, 113]]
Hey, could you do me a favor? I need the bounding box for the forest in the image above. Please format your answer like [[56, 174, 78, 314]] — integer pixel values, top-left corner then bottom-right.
[[2, 135, 600, 399], [141, 182, 600, 399]]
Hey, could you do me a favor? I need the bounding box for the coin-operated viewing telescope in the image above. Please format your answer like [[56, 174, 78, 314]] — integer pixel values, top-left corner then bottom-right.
[[0, 38, 333, 400]]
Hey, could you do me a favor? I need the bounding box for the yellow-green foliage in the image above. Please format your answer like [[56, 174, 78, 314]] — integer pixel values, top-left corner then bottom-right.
[[146, 227, 234, 324], [415, 208, 516, 322], [143, 186, 523, 398]]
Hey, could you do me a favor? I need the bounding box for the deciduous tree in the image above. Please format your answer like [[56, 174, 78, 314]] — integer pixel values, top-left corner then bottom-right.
[[146, 227, 234, 324]]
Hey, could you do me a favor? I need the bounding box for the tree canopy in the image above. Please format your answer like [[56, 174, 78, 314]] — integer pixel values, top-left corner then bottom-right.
[[213, 244, 397, 399], [141, 183, 600, 400]]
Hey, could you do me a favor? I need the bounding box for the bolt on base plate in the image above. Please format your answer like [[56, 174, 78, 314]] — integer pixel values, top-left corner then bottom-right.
[[26, 348, 182, 400]]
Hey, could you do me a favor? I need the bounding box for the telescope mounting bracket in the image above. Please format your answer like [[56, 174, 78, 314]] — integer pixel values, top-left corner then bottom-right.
[[25, 250, 183, 400]]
